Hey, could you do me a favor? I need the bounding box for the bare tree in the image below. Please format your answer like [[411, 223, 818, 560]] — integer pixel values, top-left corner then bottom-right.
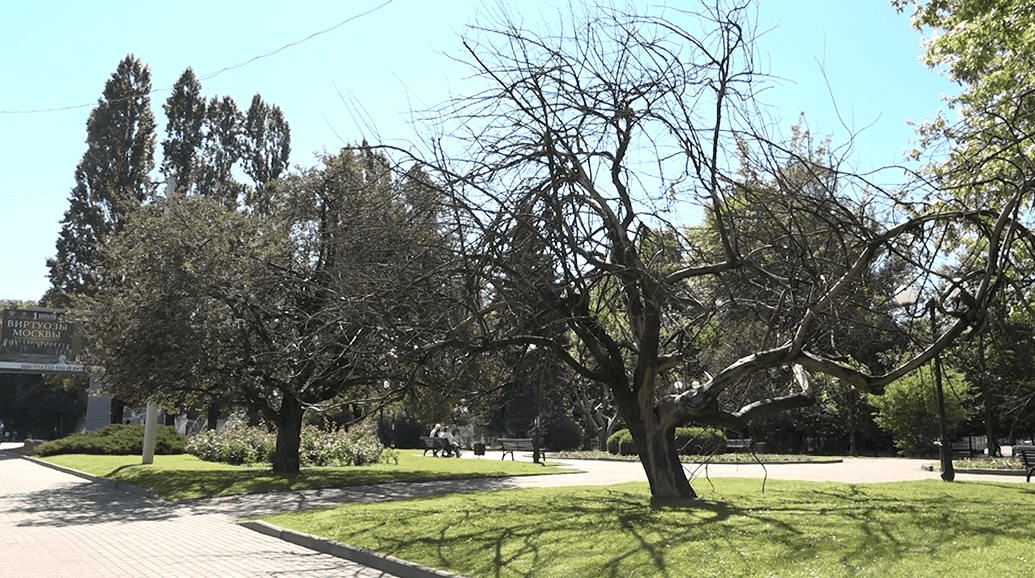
[[414, 1, 1031, 499]]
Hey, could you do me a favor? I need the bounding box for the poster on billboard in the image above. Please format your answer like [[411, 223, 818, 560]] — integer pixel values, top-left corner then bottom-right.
[[0, 308, 87, 374]]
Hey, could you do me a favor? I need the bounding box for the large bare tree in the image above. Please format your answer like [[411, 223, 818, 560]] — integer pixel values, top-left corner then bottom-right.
[[418, 1, 1031, 499]]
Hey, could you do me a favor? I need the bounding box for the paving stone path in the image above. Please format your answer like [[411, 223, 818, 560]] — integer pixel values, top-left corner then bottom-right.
[[1, 445, 1026, 577]]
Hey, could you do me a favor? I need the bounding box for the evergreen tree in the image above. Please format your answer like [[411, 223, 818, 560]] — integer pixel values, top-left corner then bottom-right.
[[242, 93, 291, 204], [161, 68, 206, 196], [196, 95, 245, 207], [47, 54, 156, 305]]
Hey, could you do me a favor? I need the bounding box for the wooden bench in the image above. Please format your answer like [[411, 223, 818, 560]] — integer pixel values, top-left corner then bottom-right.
[[498, 438, 536, 461], [420, 436, 456, 457], [1014, 445, 1035, 482]]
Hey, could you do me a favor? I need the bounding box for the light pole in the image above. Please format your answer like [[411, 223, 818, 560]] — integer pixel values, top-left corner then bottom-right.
[[929, 300, 955, 481], [895, 287, 954, 481]]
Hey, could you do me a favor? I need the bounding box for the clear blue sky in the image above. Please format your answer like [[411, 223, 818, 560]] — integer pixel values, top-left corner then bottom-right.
[[0, 0, 956, 302]]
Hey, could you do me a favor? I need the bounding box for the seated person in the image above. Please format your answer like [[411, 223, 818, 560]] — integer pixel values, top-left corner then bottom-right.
[[437, 426, 461, 457]]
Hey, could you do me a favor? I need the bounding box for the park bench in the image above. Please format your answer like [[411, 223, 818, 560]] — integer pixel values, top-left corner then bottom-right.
[[725, 439, 767, 453], [498, 437, 536, 461], [419, 435, 457, 457], [1014, 445, 1035, 482], [937, 436, 987, 456]]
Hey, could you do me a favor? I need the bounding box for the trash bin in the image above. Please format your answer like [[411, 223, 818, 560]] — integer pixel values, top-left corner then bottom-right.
[[473, 442, 486, 456]]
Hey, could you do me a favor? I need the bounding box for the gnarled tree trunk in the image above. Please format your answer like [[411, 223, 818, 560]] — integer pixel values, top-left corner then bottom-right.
[[627, 417, 696, 500], [272, 394, 304, 473]]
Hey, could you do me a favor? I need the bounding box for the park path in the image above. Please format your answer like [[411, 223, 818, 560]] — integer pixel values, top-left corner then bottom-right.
[[0, 450, 395, 578], [1, 444, 1027, 577]]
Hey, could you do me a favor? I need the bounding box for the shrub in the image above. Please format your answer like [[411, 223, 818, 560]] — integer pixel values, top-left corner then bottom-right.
[[35, 424, 187, 456], [606, 427, 725, 456], [187, 422, 386, 466], [543, 417, 585, 451], [607, 429, 635, 455], [300, 423, 384, 466], [867, 367, 972, 455], [377, 413, 427, 449], [186, 423, 274, 465], [674, 427, 725, 454]]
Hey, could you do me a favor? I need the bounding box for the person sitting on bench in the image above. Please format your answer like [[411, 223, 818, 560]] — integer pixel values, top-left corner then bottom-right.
[[437, 426, 461, 457]]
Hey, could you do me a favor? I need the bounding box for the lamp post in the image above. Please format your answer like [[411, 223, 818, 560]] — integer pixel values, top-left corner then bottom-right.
[[894, 287, 954, 481], [929, 300, 955, 481]]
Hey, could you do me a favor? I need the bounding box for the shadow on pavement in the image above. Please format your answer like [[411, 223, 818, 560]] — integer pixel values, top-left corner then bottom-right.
[[5, 479, 176, 528], [180, 475, 530, 518]]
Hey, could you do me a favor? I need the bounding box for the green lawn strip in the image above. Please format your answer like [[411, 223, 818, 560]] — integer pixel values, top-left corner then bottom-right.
[[262, 478, 1035, 578], [40, 450, 567, 500]]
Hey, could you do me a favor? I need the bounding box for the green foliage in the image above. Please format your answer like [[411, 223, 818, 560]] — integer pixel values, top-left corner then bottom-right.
[[35, 424, 186, 456], [543, 417, 584, 451], [263, 479, 1035, 578], [187, 423, 385, 467], [47, 55, 157, 304], [674, 427, 725, 454], [867, 367, 973, 454], [376, 413, 428, 449], [299, 423, 384, 467], [607, 427, 724, 455], [606, 429, 634, 455], [186, 423, 275, 465]]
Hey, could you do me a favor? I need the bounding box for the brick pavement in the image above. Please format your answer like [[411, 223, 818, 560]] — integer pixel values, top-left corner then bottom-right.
[[0, 452, 395, 578], [2, 445, 1027, 577]]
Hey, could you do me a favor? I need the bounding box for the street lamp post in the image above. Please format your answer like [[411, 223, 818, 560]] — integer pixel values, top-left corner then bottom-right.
[[895, 287, 954, 481], [930, 301, 955, 482]]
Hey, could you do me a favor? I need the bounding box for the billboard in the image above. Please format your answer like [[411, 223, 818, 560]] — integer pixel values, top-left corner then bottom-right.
[[0, 308, 86, 374]]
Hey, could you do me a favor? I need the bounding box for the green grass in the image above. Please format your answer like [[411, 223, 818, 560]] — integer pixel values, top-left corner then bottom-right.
[[263, 479, 1035, 578], [40, 450, 567, 500]]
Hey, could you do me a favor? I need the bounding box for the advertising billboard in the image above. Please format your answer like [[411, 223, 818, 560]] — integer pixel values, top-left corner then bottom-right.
[[0, 308, 86, 374]]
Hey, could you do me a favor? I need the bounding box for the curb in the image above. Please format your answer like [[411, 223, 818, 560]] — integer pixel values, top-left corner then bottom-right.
[[920, 464, 1028, 476], [8, 452, 165, 501], [240, 520, 470, 578]]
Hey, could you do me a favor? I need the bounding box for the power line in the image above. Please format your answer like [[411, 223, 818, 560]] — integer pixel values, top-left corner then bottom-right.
[[0, 191, 66, 200], [0, 0, 396, 115]]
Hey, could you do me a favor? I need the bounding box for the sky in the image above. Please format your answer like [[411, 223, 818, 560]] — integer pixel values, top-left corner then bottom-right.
[[0, 0, 958, 303]]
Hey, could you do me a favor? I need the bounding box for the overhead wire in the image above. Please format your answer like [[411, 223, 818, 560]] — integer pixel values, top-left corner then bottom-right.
[[0, 0, 395, 115]]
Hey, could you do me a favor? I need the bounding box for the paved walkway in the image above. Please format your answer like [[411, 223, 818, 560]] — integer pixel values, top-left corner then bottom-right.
[[1, 445, 1027, 577]]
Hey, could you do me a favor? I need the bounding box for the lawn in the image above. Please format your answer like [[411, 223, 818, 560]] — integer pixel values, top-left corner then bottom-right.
[[262, 478, 1035, 578], [40, 450, 567, 500]]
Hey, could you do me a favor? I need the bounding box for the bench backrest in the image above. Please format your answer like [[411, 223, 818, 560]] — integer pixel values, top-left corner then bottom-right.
[[420, 436, 447, 447], [499, 438, 535, 450], [1015, 445, 1035, 465]]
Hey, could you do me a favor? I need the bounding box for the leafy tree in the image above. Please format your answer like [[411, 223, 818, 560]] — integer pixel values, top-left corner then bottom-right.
[[84, 145, 454, 472], [868, 367, 972, 455], [418, 1, 1025, 500], [895, 0, 1035, 449], [46, 54, 156, 305]]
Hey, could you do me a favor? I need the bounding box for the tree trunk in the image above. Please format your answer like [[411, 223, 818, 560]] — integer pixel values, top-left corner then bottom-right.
[[207, 404, 220, 431], [110, 399, 125, 425], [628, 420, 697, 500], [272, 395, 304, 473]]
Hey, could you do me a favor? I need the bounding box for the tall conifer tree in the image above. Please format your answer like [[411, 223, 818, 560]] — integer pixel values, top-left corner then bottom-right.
[[47, 54, 156, 304]]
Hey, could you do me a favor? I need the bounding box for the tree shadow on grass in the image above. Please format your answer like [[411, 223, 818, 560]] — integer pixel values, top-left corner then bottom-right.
[[327, 480, 1035, 578]]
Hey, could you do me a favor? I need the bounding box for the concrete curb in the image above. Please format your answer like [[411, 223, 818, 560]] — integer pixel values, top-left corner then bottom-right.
[[920, 464, 1028, 476], [8, 451, 165, 501], [240, 520, 471, 578]]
